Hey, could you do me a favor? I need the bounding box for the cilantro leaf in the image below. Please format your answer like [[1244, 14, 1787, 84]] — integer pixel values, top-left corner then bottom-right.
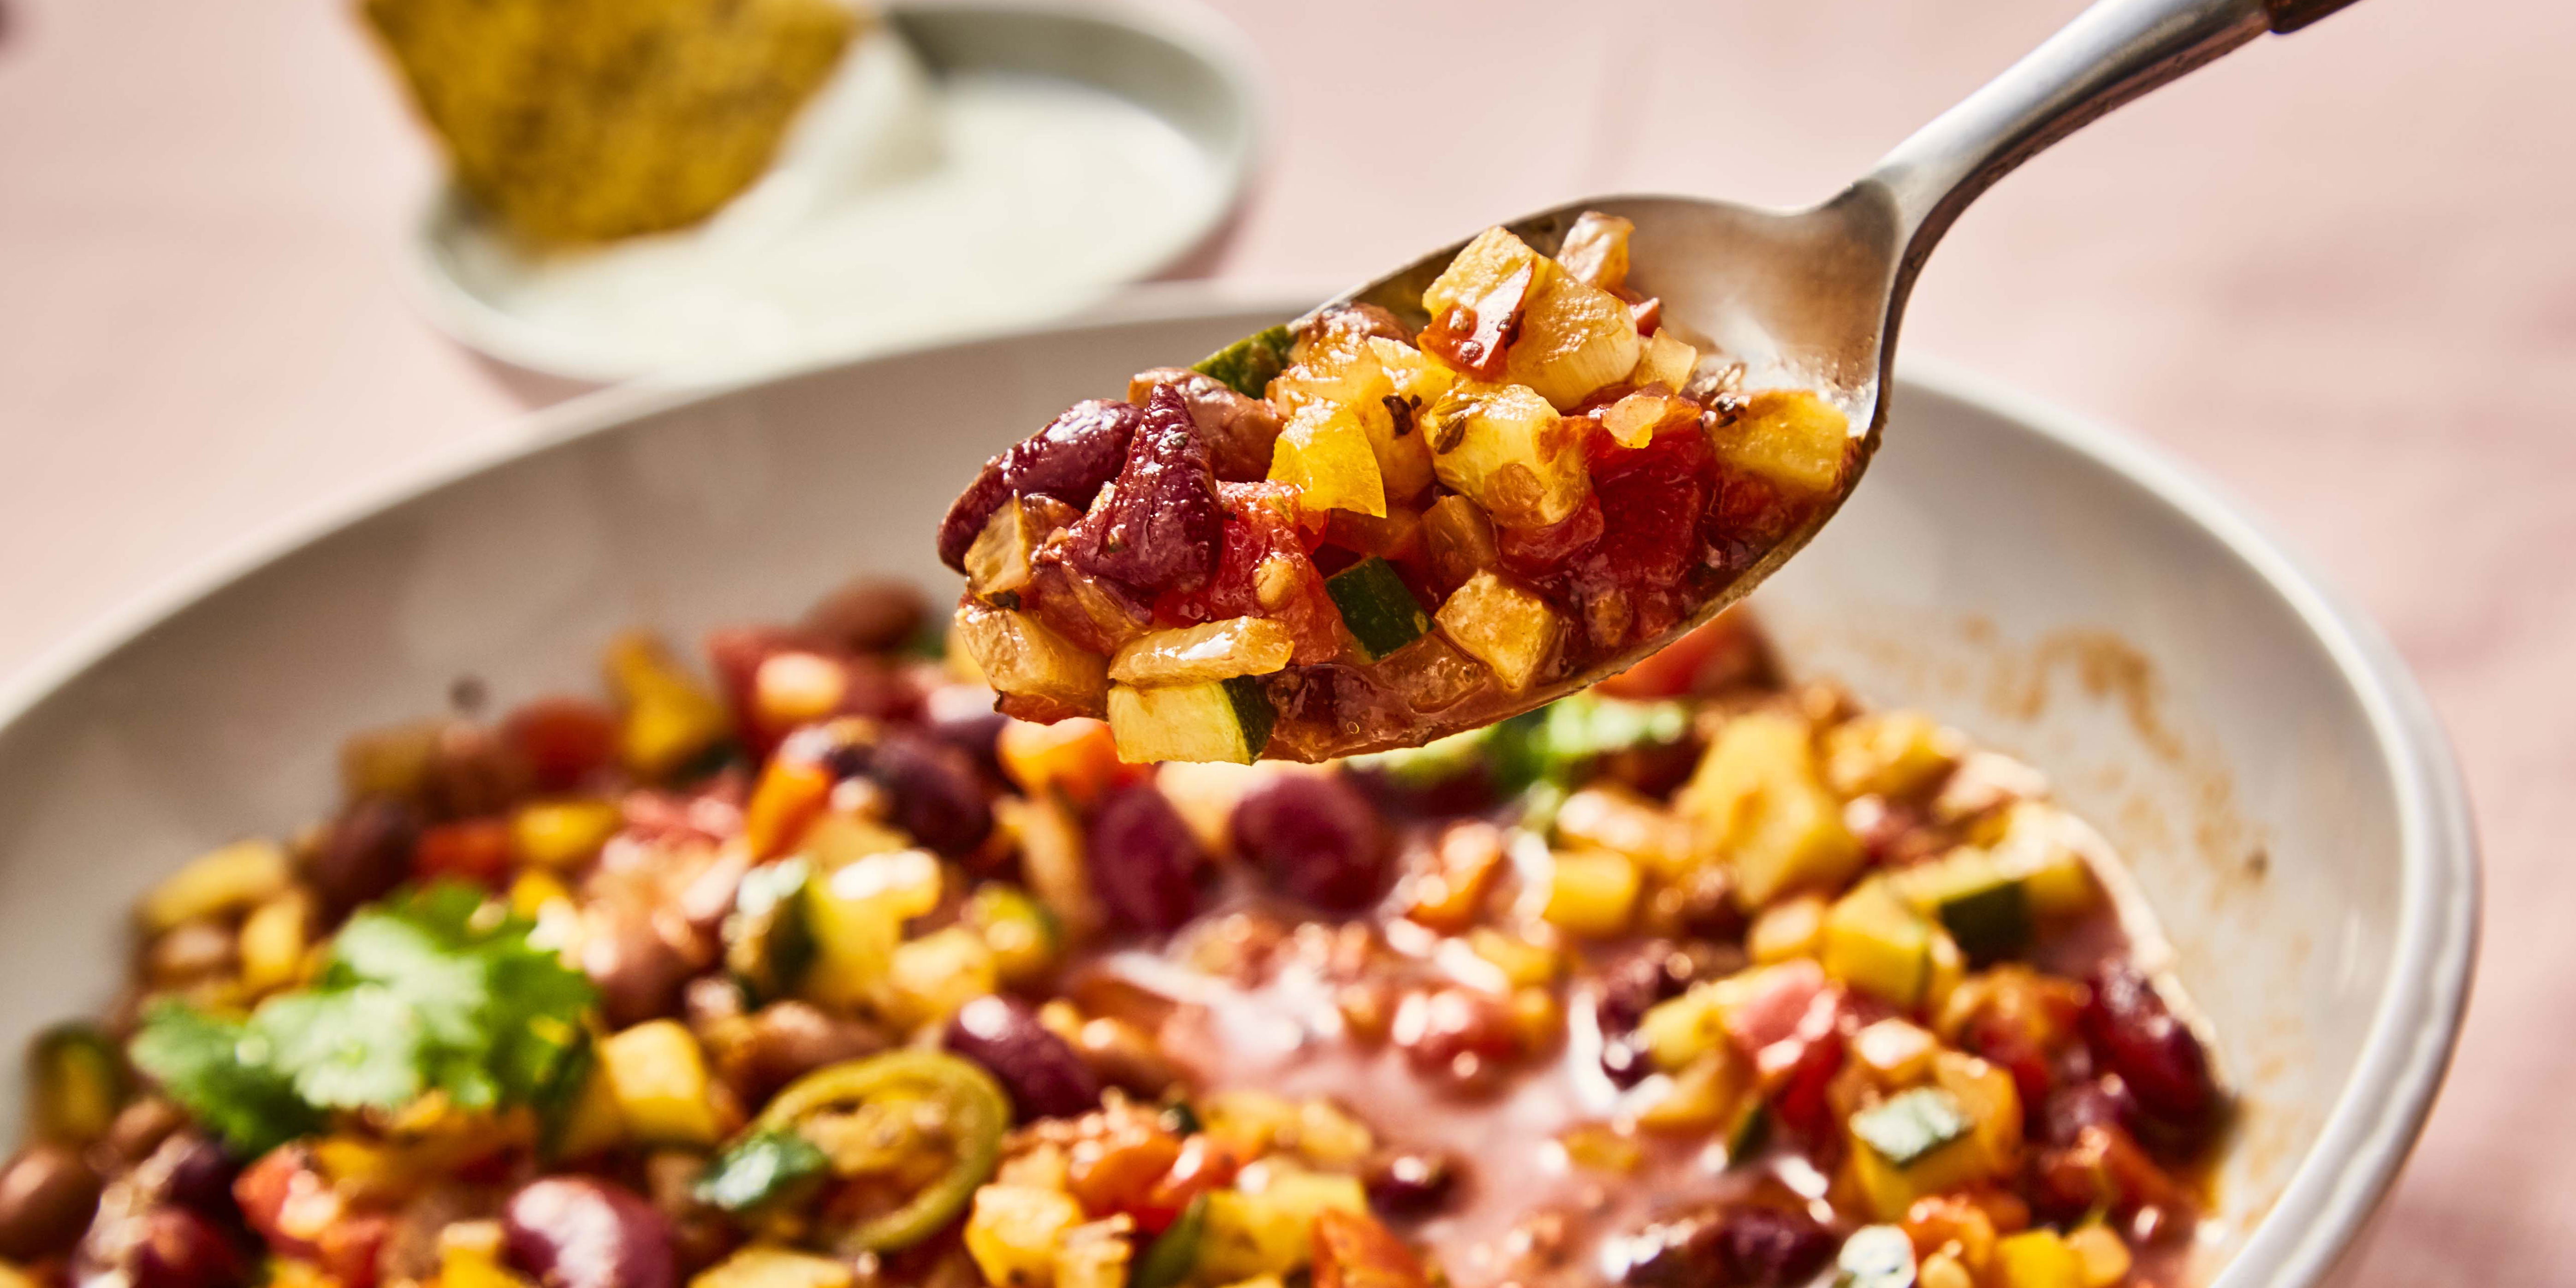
[[128, 1000, 321, 1156], [129, 880, 597, 1152]]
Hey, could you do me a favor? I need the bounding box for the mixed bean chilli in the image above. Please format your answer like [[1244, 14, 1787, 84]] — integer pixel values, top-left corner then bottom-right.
[[938, 213, 1860, 762], [0, 571, 2227, 1288]]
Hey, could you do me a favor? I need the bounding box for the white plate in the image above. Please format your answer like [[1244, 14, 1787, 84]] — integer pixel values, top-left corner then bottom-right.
[[404, 0, 1264, 384], [0, 296, 2473, 1286]]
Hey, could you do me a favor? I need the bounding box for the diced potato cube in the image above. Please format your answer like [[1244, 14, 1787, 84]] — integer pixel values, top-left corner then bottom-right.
[[1822, 880, 1933, 1009], [605, 632, 730, 779], [1679, 711, 1862, 907], [238, 892, 312, 995], [1435, 571, 1563, 693], [1270, 405, 1389, 517], [141, 839, 289, 932], [1541, 849, 1641, 938], [801, 849, 941, 1008], [1052, 1217, 1134, 1288], [510, 799, 624, 869], [1630, 330, 1698, 391], [1710, 388, 1851, 494], [1423, 382, 1589, 529], [1633, 1050, 1751, 1135], [967, 496, 1050, 601], [954, 604, 1110, 717], [1466, 927, 1560, 988], [1422, 226, 1549, 326], [1635, 985, 1728, 1072], [1555, 211, 1633, 292], [599, 1020, 724, 1146], [1420, 494, 1501, 591], [1746, 893, 1828, 963], [880, 926, 999, 1028], [1994, 1231, 2085, 1288], [1851, 1018, 1939, 1086], [1269, 340, 1437, 504], [1824, 712, 1959, 798], [690, 1247, 854, 1288], [2065, 1226, 2134, 1288], [1109, 617, 1295, 687], [1552, 784, 1691, 877], [965, 1185, 1086, 1288], [1504, 273, 1643, 410]]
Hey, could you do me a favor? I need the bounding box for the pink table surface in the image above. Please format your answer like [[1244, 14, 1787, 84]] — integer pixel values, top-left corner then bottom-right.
[[0, 0, 2569, 1279]]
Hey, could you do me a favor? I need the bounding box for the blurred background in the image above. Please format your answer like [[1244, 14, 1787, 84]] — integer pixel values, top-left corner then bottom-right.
[[0, 0, 2568, 1280]]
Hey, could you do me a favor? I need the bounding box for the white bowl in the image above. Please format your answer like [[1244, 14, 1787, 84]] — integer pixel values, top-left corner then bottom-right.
[[0, 297, 2473, 1286]]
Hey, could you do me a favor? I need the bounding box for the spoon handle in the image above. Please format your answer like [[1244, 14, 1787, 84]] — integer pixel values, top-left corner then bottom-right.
[[1868, 0, 2358, 281]]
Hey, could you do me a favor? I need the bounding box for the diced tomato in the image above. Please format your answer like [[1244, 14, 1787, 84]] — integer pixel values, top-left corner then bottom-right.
[[1311, 1208, 1432, 1288], [997, 717, 1136, 808], [1723, 960, 1831, 1055], [1594, 609, 1769, 700], [1067, 1118, 1184, 1223], [1155, 482, 1343, 664], [1135, 1134, 1244, 1233], [317, 1211, 393, 1288], [413, 818, 514, 887], [234, 1146, 332, 1260], [706, 627, 907, 759], [503, 697, 619, 792]]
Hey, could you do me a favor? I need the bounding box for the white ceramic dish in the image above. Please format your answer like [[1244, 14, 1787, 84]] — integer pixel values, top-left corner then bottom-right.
[[404, 0, 1264, 384], [0, 297, 2473, 1286]]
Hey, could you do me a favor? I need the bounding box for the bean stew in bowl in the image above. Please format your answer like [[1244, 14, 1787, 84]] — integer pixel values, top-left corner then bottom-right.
[[3, 568, 2227, 1288]]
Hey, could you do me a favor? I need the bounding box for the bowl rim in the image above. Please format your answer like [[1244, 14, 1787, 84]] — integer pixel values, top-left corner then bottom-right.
[[398, 0, 1272, 385], [0, 295, 2476, 1288]]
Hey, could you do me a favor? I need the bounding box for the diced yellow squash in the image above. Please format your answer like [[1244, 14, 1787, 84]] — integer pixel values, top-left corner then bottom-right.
[[1270, 405, 1388, 517], [1633, 1050, 1752, 1134], [1635, 983, 1728, 1072], [1710, 388, 1851, 494], [1823, 880, 1932, 1009], [1849, 1050, 2023, 1219], [1504, 272, 1643, 410], [1109, 617, 1295, 687], [1747, 893, 1829, 963], [599, 1020, 724, 1146], [2065, 1226, 2134, 1288], [802, 849, 940, 1009], [1851, 1019, 1939, 1086], [1541, 849, 1641, 938], [140, 838, 290, 932], [1551, 784, 1690, 876], [964, 884, 1060, 987], [1422, 382, 1589, 529], [1926, 928, 1967, 1017], [1423, 226, 1550, 324], [1988, 803, 2101, 919], [1823, 712, 1959, 799], [238, 892, 313, 995], [1555, 211, 1633, 292], [1202, 1089, 1301, 1156], [953, 604, 1110, 718], [1994, 1231, 2085, 1288], [439, 1220, 536, 1288], [552, 1061, 627, 1159], [1197, 1169, 1369, 1282], [1558, 1122, 1644, 1173], [510, 798, 624, 870], [1631, 330, 1698, 391], [1466, 927, 1561, 989], [605, 632, 731, 779], [967, 497, 1049, 601], [797, 808, 914, 870], [1679, 711, 1862, 908], [1268, 339, 1438, 504], [1435, 571, 1563, 693], [880, 927, 999, 1029], [690, 1246, 854, 1288], [1052, 1217, 1134, 1288], [964, 1185, 1087, 1288]]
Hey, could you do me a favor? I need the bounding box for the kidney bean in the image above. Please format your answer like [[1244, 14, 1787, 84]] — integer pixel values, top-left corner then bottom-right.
[[1001, 399, 1146, 508], [128, 1207, 243, 1288], [864, 730, 992, 858], [1362, 1151, 1460, 1219], [2081, 962, 2219, 1127], [1715, 1207, 1837, 1286], [923, 685, 1008, 785], [945, 995, 1101, 1121], [502, 1177, 677, 1288], [421, 721, 533, 821], [1124, 368, 1283, 484], [1597, 1034, 1655, 1088], [1230, 773, 1389, 912], [1593, 941, 1698, 1033], [152, 1137, 242, 1230], [2044, 1075, 2142, 1146], [505, 698, 621, 793], [1607, 1204, 1832, 1288], [1391, 987, 1517, 1092], [800, 576, 928, 653], [304, 796, 420, 920], [938, 463, 1016, 572], [103, 1100, 190, 1167], [1086, 786, 1208, 932], [1060, 386, 1222, 594], [0, 1143, 102, 1259]]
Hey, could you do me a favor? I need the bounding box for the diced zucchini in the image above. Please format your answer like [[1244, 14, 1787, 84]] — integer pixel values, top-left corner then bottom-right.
[[139, 838, 290, 932], [599, 1020, 725, 1146], [1823, 712, 1959, 798], [1988, 802, 2101, 919], [1678, 711, 1862, 908], [1555, 211, 1633, 292], [1196, 1170, 1368, 1282], [1540, 849, 1640, 938], [1324, 558, 1431, 660], [724, 858, 816, 1004], [1130, 1193, 1208, 1288], [1835, 1225, 1919, 1288], [1635, 984, 1729, 1072], [1850, 1086, 1970, 1168], [1822, 880, 1933, 1009], [1193, 323, 1296, 399], [953, 603, 1110, 718], [1722, 1100, 1770, 1163], [1109, 617, 1296, 687], [1434, 571, 1563, 693], [1710, 388, 1851, 494], [1422, 382, 1590, 529], [1895, 848, 2034, 961], [1632, 1050, 1744, 1134], [964, 1185, 1087, 1288], [1503, 272, 1643, 410], [1106, 677, 1277, 765], [1269, 405, 1389, 517], [1994, 1231, 2086, 1288]]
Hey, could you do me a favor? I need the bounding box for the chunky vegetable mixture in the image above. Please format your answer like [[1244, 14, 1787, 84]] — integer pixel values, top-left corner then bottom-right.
[[0, 577, 2225, 1288], [939, 213, 1859, 763]]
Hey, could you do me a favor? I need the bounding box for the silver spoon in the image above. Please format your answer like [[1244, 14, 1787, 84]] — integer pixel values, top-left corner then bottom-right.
[[1279, 0, 2357, 758]]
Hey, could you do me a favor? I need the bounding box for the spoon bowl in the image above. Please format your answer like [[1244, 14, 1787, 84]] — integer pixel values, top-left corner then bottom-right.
[[1296, 0, 2356, 758]]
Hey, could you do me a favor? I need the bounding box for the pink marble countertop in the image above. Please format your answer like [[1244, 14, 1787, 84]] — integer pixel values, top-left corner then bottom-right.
[[0, 0, 2569, 1279]]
